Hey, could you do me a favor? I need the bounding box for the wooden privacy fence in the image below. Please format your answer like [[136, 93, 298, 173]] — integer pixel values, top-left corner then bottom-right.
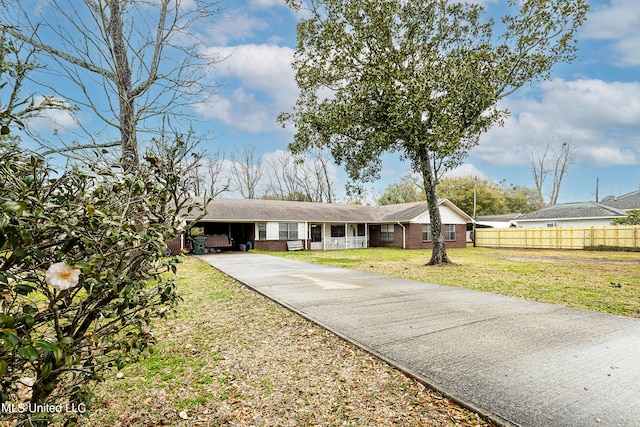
[[475, 226, 640, 250]]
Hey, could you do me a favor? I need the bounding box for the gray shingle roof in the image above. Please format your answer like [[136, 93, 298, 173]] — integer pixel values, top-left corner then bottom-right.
[[601, 190, 640, 210], [187, 198, 471, 223], [517, 202, 626, 221]]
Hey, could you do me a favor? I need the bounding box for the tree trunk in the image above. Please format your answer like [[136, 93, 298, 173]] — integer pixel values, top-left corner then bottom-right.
[[417, 144, 452, 266], [108, 0, 138, 169]]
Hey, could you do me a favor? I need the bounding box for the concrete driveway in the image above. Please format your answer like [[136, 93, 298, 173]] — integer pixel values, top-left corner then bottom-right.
[[200, 252, 640, 427]]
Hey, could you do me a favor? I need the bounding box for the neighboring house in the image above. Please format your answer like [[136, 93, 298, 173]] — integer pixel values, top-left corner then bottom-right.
[[476, 214, 522, 229], [600, 190, 640, 212], [175, 198, 473, 252], [514, 202, 627, 228]]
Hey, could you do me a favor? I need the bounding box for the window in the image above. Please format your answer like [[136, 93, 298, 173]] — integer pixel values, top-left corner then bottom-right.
[[423, 224, 455, 241], [330, 225, 345, 237], [258, 222, 266, 240], [381, 224, 394, 242], [357, 223, 366, 236], [279, 223, 298, 239], [445, 224, 456, 241], [422, 224, 432, 242]]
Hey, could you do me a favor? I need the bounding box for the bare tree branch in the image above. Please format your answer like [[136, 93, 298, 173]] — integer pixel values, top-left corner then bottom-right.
[[528, 135, 579, 207], [0, 0, 223, 167]]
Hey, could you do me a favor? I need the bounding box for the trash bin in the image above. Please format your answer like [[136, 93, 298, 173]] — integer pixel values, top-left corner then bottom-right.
[[245, 241, 253, 251], [193, 236, 207, 255]]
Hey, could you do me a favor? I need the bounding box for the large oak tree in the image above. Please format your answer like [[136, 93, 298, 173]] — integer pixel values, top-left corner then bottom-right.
[[280, 0, 588, 265]]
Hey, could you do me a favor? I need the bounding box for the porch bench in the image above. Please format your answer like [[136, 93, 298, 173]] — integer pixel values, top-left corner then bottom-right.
[[206, 233, 232, 248], [286, 240, 304, 251]]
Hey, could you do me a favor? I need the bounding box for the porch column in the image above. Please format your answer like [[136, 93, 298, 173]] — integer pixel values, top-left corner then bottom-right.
[[365, 223, 368, 248], [323, 223, 326, 251], [345, 222, 348, 249]]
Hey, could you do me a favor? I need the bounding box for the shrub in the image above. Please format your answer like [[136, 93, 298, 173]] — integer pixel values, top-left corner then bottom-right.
[[0, 138, 189, 425]]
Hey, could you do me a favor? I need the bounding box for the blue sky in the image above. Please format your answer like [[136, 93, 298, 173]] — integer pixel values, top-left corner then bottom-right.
[[18, 0, 640, 205], [195, 0, 640, 203]]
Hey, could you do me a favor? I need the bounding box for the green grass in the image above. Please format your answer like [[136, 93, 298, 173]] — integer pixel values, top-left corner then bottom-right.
[[81, 256, 484, 426], [263, 246, 640, 318]]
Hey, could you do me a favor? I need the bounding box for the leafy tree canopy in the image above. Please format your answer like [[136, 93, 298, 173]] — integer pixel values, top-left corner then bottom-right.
[[437, 176, 539, 217], [377, 177, 424, 205], [281, 0, 588, 265], [612, 210, 640, 226]]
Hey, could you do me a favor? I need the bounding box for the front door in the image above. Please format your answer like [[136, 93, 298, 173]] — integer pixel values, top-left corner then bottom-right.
[[310, 224, 323, 250]]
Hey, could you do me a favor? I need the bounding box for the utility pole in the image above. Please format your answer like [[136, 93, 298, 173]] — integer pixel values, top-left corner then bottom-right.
[[473, 176, 477, 247]]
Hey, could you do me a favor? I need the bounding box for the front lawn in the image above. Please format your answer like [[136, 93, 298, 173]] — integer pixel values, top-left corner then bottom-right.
[[78, 256, 485, 426], [266, 246, 640, 318]]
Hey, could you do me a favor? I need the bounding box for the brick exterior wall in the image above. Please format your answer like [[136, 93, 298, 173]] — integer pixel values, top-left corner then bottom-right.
[[404, 223, 467, 249], [369, 223, 466, 249], [253, 239, 310, 251], [167, 235, 183, 255]]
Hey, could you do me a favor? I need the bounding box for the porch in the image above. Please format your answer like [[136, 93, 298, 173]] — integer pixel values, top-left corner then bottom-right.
[[308, 222, 369, 251]]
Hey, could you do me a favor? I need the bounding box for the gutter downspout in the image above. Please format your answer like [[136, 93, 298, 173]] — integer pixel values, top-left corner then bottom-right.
[[397, 222, 406, 249]]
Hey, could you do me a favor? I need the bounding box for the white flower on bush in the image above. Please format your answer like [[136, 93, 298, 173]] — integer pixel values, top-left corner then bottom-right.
[[45, 262, 81, 290], [17, 377, 35, 401]]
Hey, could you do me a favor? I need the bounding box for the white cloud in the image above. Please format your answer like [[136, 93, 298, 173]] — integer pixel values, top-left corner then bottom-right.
[[208, 10, 271, 46], [194, 88, 273, 132], [23, 97, 80, 132], [211, 44, 297, 103], [198, 44, 297, 132], [583, 0, 640, 67], [444, 163, 489, 179], [248, 0, 288, 8], [582, 145, 638, 167], [476, 78, 640, 168]]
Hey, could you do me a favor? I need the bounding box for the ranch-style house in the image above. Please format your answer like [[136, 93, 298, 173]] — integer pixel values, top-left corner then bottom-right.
[[170, 198, 473, 253]]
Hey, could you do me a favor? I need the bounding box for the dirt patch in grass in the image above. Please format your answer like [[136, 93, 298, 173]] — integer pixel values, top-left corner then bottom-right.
[[494, 253, 640, 267], [79, 256, 488, 426]]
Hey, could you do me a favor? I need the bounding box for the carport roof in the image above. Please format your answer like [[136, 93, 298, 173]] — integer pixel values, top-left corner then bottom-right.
[[187, 198, 471, 223]]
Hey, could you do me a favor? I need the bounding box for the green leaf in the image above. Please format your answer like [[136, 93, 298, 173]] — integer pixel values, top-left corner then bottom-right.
[[53, 346, 64, 363], [18, 346, 39, 362], [2, 200, 28, 216], [0, 316, 15, 328], [59, 336, 74, 345], [2, 332, 19, 348], [14, 283, 35, 296], [23, 304, 38, 314], [9, 248, 28, 264], [35, 339, 56, 351], [23, 314, 34, 328], [50, 413, 66, 423], [41, 361, 53, 378], [0, 359, 8, 376]]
